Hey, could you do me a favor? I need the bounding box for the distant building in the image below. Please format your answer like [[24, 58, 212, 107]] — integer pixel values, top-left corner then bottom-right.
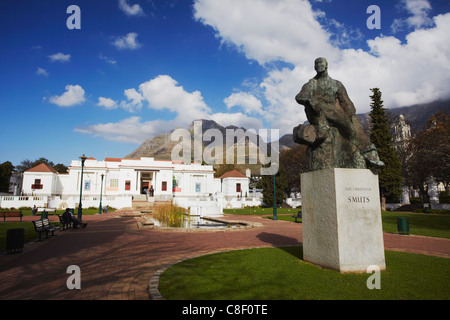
[[0, 157, 261, 213], [391, 114, 411, 154]]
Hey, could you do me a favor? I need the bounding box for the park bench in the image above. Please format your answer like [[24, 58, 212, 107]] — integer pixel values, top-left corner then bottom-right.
[[292, 211, 302, 223], [32, 218, 58, 241], [1, 211, 23, 222], [58, 214, 73, 231]]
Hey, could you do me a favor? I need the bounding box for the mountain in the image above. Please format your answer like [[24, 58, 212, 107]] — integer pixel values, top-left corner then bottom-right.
[[126, 99, 450, 163], [126, 119, 273, 174]]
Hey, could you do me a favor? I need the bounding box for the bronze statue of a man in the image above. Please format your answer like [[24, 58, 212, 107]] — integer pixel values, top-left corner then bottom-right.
[[294, 57, 384, 171]]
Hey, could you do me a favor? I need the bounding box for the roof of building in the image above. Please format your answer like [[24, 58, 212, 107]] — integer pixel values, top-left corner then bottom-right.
[[104, 157, 124, 162], [219, 169, 247, 179], [25, 163, 58, 173]]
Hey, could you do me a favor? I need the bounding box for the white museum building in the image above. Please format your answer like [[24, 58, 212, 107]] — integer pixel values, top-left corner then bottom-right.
[[0, 157, 261, 215]]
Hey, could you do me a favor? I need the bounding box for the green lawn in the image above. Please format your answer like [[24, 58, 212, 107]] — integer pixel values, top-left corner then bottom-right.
[[225, 208, 450, 239], [0, 222, 41, 251], [159, 246, 450, 300]]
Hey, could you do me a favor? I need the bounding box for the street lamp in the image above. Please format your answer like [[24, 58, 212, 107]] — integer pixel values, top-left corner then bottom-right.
[[98, 173, 104, 214], [273, 167, 278, 221], [78, 154, 87, 221]]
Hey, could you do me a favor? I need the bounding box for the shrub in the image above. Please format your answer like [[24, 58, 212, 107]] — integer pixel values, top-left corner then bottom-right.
[[154, 203, 187, 228]]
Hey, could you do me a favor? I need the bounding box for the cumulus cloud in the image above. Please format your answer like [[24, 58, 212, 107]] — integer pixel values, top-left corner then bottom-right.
[[83, 75, 264, 143], [118, 0, 144, 16], [193, 0, 450, 136], [75, 117, 157, 144], [139, 75, 211, 120], [49, 85, 86, 107], [97, 97, 118, 109], [119, 88, 144, 112], [48, 52, 71, 62], [112, 32, 142, 50], [391, 0, 434, 32], [224, 92, 264, 115]]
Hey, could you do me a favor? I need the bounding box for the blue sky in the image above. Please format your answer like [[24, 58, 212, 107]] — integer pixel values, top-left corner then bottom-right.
[[1, 0, 449, 167]]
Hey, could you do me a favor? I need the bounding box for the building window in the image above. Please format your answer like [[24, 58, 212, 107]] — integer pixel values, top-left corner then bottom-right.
[[110, 179, 118, 188], [236, 183, 241, 193], [125, 180, 131, 191], [32, 179, 43, 189], [195, 183, 201, 193], [162, 181, 167, 191], [84, 180, 91, 191]]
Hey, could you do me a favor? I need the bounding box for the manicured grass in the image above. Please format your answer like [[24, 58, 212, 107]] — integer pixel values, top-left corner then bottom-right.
[[381, 211, 450, 239], [225, 208, 450, 238], [159, 246, 450, 300], [0, 222, 54, 251]]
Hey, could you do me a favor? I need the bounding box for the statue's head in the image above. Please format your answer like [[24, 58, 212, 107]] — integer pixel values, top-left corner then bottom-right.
[[314, 57, 328, 74]]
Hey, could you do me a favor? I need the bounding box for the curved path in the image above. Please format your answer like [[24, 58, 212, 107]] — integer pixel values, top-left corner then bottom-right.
[[0, 212, 449, 300]]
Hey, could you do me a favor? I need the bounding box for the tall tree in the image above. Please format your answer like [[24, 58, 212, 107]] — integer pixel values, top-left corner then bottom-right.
[[257, 162, 287, 207], [0, 161, 14, 193], [369, 88, 402, 202], [279, 144, 308, 195]]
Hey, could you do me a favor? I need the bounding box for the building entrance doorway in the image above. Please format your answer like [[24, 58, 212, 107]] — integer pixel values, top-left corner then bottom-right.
[[140, 172, 154, 196]]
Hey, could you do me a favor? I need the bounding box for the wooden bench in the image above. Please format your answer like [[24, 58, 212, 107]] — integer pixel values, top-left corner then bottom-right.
[[32, 218, 58, 241], [1, 211, 23, 222], [292, 211, 302, 223], [58, 214, 73, 231]]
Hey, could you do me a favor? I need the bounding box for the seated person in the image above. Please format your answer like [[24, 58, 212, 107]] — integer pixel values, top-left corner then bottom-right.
[[62, 208, 87, 229]]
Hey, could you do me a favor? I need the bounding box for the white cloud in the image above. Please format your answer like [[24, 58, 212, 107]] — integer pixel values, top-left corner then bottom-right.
[[118, 0, 144, 16], [194, 0, 338, 66], [392, 0, 433, 32], [48, 52, 71, 62], [194, 0, 450, 136], [36, 67, 48, 77], [224, 92, 263, 115], [49, 85, 86, 107], [75, 117, 157, 144], [81, 75, 264, 143], [119, 88, 144, 112], [97, 97, 118, 109], [112, 32, 142, 50], [98, 53, 117, 65], [138, 75, 211, 124], [210, 112, 264, 131]]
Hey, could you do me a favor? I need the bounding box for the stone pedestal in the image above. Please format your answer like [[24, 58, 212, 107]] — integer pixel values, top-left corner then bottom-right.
[[301, 168, 386, 273]]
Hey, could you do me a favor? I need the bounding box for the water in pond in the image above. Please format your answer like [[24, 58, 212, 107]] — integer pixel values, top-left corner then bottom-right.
[[152, 215, 239, 229]]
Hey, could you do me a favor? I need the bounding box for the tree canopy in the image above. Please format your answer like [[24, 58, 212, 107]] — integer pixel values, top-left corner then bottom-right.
[[369, 88, 402, 202], [404, 111, 450, 197]]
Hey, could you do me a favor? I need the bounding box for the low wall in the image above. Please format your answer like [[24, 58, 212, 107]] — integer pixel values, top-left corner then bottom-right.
[[0, 195, 132, 210]]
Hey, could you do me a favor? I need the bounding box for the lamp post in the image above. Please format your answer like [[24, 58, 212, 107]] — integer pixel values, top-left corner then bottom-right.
[[78, 154, 87, 221], [98, 173, 104, 214], [273, 168, 278, 221]]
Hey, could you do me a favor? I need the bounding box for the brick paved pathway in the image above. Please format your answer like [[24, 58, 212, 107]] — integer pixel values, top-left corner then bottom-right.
[[0, 212, 449, 300]]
